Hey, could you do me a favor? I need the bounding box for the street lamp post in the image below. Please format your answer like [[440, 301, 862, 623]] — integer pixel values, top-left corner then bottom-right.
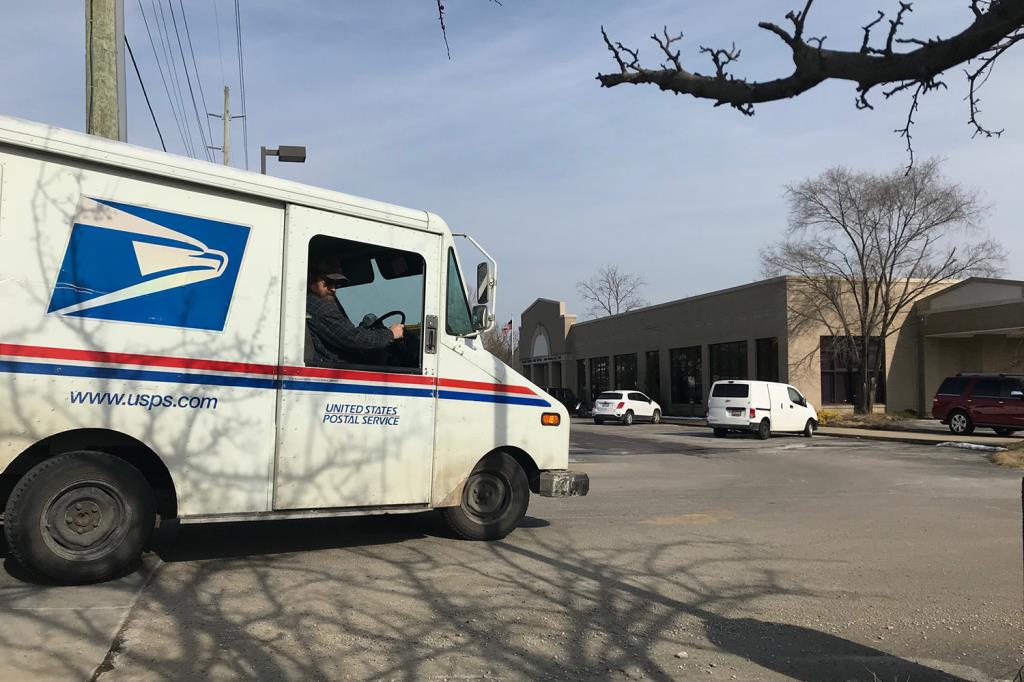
[[260, 145, 307, 175]]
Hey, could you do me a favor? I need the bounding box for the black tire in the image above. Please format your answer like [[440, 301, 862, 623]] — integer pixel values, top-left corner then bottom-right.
[[803, 419, 816, 438], [947, 410, 974, 435], [651, 410, 661, 425], [713, 428, 728, 438], [994, 427, 1017, 436], [4, 451, 154, 584], [757, 419, 771, 440], [623, 411, 634, 426], [442, 451, 530, 541], [593, 418, 604, 425]]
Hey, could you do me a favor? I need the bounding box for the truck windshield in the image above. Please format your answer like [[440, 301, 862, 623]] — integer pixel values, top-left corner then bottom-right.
[[445, 248, 474, 335]]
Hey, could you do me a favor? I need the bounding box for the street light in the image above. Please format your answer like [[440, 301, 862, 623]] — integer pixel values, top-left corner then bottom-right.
[[260, 145, 307, 175]]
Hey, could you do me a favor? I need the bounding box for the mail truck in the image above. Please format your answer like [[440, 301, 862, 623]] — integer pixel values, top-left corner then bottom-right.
[[0, 116, 588, 583]]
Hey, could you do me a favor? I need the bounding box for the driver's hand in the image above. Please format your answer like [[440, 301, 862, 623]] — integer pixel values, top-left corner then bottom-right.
[[389, 323, 405, 340]]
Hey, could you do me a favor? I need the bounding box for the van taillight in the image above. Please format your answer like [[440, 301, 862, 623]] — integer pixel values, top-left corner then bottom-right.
[[616, 401, 625, 409], [749, 407, 756, 419]]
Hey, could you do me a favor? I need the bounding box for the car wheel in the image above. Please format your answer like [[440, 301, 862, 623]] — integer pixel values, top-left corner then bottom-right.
[[651, 410, 661, 425], [4, 451, 155, 584], [994, 427, 1017, 436], [803, 419, 816, 438], [948, 411, 974, 435], [593, 418, 603, 425], [442, 451, 530, 541], [713, 428, 728, 438], [757, 419, 771, 440], [623, 411, 634, 426]]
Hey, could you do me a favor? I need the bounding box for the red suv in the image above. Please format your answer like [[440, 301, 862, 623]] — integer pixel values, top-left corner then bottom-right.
[[932, 374, 1024, 435]]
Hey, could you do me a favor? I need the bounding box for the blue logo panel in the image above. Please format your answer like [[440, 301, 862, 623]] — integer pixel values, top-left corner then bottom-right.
[[47, 197, 250, 331]]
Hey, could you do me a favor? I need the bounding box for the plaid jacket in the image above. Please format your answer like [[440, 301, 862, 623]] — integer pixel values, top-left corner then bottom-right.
[[306, 292, 394, 365]]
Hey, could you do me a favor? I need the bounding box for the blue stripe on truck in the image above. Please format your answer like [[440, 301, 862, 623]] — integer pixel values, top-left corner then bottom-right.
[[0, 360, 551, 406]]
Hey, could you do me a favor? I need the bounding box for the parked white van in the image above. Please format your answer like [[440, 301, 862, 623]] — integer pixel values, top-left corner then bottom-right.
[[707, 380, 818, 439], [0, 116, 588, 583]]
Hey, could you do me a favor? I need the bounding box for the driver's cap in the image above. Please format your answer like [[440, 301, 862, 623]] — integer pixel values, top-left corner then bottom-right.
[[322, 271, 348, 285]]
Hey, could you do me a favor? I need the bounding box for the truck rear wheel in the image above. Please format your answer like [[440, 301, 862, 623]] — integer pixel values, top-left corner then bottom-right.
[[4, 451, 154, 584], [757, 419, 771, 440], [442, 452, 529, 541]]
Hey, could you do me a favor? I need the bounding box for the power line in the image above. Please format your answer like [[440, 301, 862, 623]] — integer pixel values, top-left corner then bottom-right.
[[177, 0, 215, 145], [234, 0, 249, 170], [153, 0, 196, 157], [166, 0, 211, 160], [125, 36, 166, 152], [137, 0, 188, 153]]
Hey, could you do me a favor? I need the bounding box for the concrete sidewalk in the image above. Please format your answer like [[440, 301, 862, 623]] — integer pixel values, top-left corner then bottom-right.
[[661, 415, 1020, 448], [815, 426, 1020, 447]]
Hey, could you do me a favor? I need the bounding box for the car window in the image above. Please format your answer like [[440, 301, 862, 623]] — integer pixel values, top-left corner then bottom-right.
[[972, 379, 1000, 398], [597, 392, 622, 400], [936, 377, 968, 396], [628, 392, 644, 401], [1000, 379, 1024, 397], [787, 387, 803, 404], [712, 383, 749, 398]]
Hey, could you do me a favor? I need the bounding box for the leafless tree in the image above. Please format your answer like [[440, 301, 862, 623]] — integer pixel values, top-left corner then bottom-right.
[[598, 1, 1024, 164], [577, 265, 648, 319], [761, 159, 1003, 413], [480, 322, 518, 366]]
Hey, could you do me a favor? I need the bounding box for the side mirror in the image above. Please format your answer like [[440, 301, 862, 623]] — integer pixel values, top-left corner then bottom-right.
[[1011, 390, 1024, 399], [471, 304, 490, 331], [476, 262, 492, 304]]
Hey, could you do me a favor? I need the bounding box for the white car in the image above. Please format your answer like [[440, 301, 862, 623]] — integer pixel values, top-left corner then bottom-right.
[[707, 380, 818, 439], [592, 391, 662, 425]]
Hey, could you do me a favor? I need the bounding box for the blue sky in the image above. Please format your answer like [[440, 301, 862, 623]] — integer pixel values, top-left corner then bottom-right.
[[2, 1, 1022, 327]]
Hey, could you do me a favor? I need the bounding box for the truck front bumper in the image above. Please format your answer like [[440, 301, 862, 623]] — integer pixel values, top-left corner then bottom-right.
[[538, 470, 590, 497]]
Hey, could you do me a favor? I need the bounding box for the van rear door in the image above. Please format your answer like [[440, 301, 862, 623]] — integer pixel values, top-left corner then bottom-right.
[[274, 205, 442, 510], [708, 382, 751, 427]]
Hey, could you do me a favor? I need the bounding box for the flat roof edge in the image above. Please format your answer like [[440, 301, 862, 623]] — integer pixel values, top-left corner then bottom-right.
[[571, 276, 789, 327]]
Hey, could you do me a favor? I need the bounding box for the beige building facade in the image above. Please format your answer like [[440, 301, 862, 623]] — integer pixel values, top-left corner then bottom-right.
[[519, 277, 1024, 416]]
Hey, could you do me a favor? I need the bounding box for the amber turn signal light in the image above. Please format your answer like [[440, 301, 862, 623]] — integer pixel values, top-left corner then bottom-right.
[[541, 413, 561, 426]]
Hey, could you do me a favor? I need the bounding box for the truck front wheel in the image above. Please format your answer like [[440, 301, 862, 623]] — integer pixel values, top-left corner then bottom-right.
[[4, 451, 155, 584], [443, 451, 530, 541]]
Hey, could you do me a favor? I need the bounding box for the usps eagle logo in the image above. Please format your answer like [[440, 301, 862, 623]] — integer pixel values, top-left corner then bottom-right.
[[47, 197, 250, 331]]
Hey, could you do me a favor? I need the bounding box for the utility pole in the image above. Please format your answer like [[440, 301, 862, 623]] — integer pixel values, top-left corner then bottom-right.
[[208, 86, 238, 166], [222, 86, 230, 166], [85, 0, 127, 141]]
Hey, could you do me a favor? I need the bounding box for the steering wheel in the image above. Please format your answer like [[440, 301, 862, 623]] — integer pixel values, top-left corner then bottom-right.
[[371, 310, 406, 329]]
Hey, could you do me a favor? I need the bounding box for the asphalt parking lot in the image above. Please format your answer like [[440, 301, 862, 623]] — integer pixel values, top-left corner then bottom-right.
[[1, 421, 1021, 681]]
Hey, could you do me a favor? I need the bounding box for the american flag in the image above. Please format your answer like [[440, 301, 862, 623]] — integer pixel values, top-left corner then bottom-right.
[[501, 319, 513, 337]]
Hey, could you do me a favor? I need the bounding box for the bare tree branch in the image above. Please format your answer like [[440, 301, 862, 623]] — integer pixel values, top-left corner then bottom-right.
[[435, 0, 502, 60], [598, 0, 1024, 160]]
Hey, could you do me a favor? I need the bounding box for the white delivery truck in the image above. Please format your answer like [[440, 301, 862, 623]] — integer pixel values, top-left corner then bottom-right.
[[706, 380, 818, 440], [0, 116, 588, 583]]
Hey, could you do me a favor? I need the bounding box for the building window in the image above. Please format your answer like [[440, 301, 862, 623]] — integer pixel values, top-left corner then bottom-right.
[[645, 350, 661, 404], [755, 337, 780, 382], [614, 353, 638, 390], [577, 360, 587, 402], [589, 357, 609, 401], [820, 336, 886, 405], [669, 346, 702, 404], [710, 340, 748, 382]]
